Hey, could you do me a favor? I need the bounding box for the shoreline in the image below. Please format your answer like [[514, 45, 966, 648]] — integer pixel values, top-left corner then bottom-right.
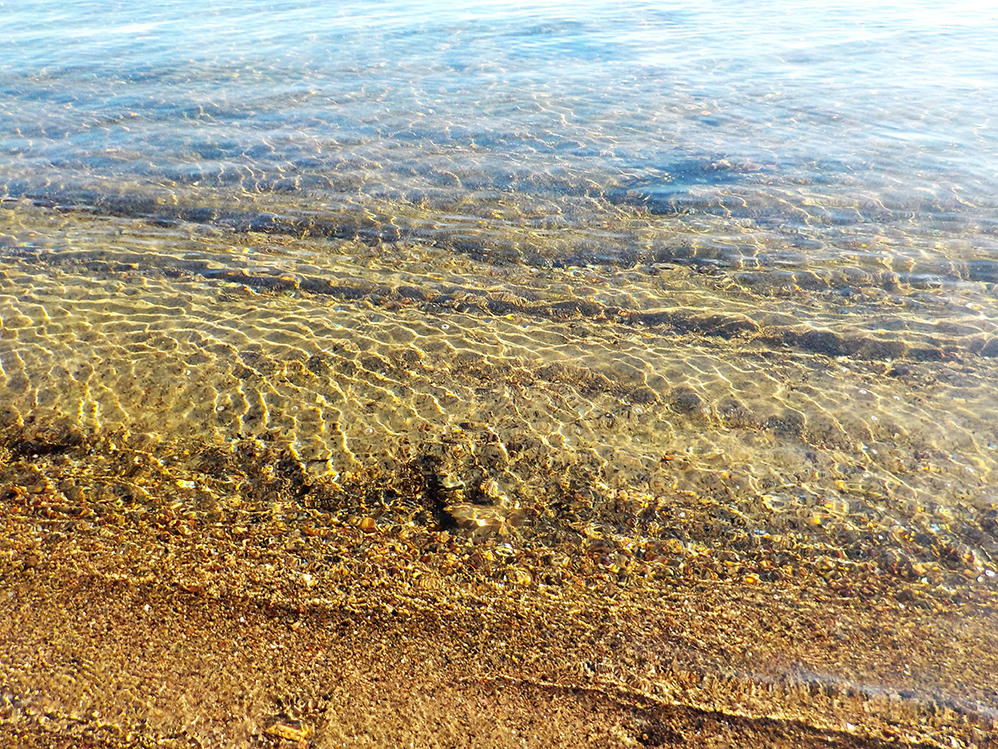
[[2, 424, 996, 748]]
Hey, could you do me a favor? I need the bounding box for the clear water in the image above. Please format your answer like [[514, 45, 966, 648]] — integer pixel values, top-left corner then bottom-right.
[[2, 0, 998, 739], [4, 1, 998, 234]]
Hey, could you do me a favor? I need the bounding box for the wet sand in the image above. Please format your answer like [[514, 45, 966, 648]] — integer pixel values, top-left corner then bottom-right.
[[2, 424, 997, 748]]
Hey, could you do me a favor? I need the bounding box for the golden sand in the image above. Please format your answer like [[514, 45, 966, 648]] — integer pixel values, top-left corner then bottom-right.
[[1, 424, 997, 748], [2, 198, 998, 747]]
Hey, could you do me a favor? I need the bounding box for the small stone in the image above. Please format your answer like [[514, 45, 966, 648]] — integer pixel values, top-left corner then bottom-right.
[[264, 717, 313, 742], [511, 568, 532, 585]]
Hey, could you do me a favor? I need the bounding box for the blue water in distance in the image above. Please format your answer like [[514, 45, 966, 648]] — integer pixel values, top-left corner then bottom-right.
[[2, 0, 997, 274]]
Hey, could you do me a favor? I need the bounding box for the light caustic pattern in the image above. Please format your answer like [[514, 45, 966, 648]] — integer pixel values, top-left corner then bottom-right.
[[1, 198, 997, 587]]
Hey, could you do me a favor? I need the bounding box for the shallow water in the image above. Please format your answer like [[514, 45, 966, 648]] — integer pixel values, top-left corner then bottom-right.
[[2, 0, 998, 744]]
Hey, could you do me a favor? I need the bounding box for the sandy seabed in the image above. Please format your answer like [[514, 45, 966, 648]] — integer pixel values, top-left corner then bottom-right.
[[2, 199, 998, 747]]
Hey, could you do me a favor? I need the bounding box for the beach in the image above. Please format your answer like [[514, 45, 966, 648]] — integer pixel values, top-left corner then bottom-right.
[[3, 1, 998, 745]]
